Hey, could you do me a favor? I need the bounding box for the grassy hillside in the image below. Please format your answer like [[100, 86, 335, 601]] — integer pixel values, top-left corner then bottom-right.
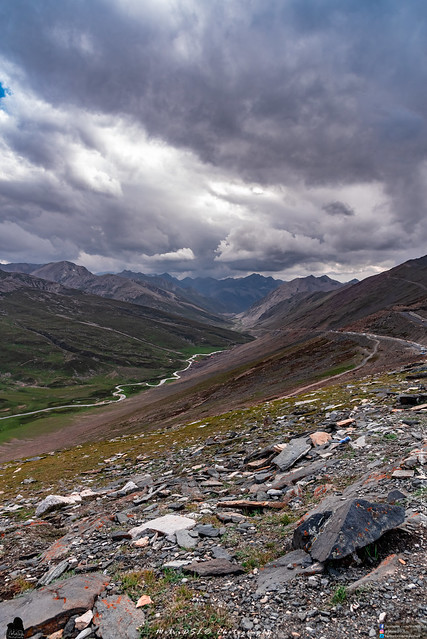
[[0, 285, 250, 432]]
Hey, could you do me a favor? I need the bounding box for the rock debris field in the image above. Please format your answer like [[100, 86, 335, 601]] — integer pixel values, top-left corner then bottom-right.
[[0, 362, 426, 639]]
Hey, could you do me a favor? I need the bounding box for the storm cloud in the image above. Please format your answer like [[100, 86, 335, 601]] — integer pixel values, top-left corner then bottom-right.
[[1, 0, 427, 280]]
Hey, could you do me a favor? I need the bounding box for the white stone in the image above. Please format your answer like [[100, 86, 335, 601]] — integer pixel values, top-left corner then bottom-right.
[[129, 514, 196, 539], [35, 494, 81, 517], [75, 609, 93, 631]]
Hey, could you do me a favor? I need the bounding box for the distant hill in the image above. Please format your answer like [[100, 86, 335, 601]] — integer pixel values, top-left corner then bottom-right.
[[239, 274, 347, 328], [118, 271, 283, 314], [0, 261, 228, 326]]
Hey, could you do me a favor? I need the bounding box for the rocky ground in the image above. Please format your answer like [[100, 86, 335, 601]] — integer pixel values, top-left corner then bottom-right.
[[0, 362, 426, 639]]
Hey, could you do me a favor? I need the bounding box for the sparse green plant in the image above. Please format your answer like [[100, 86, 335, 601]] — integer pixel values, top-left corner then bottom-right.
[[383, 433, 397, 440], [120, 570, 146, 601], [364, 542, 379, 562], [235, 543, 281, 571], [161, 568, 184, 584], [331, 585, 347, 604]]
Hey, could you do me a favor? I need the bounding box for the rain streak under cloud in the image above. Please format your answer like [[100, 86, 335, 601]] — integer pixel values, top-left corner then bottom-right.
[[1, 0, 427, 281]]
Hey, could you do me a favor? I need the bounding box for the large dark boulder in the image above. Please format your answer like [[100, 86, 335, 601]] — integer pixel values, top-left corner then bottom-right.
[[292, 499, 405, 563]]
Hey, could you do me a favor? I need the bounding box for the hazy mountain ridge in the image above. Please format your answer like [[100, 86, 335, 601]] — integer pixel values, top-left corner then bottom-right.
[[118, 270, 284, 313]]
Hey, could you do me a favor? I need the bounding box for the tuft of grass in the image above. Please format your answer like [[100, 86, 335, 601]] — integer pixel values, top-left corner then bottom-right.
[[139, 600, 232, 638], [383, 433, 398, 440], [235, 543, 282, 571], [331, 585, 347, 604]]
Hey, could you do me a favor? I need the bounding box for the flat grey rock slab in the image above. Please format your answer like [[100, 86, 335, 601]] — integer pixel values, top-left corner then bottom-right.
[[183, 559, 244, 576], [271, 438, 311, 471], [93, 594, 145, 639], [256, 550, 313, 593], [128, 514, 196, 539], [0, 573, 110, 637]]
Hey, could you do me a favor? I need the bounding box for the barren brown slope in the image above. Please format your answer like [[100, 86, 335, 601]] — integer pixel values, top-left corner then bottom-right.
[[252, 255, 427, 339]]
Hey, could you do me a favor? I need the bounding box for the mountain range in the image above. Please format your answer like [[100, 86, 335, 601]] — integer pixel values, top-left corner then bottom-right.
[[0, 255, 426, 452]]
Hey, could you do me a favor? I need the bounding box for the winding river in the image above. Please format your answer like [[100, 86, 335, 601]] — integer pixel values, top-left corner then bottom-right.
[[0, 350, 222, 422]]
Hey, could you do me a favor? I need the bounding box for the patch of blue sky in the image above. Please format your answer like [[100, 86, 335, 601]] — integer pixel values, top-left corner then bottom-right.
[[0, 82, 11, 99]]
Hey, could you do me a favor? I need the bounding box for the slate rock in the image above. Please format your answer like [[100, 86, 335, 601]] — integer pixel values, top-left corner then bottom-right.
[[194, 524, 221, 538], [38, 559, 70, 586], [256, 549, 312, 594], [387, 490, 407, 504], [176, 529, 198, 549], [272, 438, 312, 471], [183, 559, 244, 576], [211, 546, 233, 560], [93, 594, 145, 639], [111, 531, 132, 541], [295, 499, 405, 563], [293, 512, 333, 552], [0, 573, 109, 637]]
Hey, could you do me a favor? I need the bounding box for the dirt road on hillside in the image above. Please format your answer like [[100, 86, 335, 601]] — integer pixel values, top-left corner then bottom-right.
[[0, 331, 424, 462]]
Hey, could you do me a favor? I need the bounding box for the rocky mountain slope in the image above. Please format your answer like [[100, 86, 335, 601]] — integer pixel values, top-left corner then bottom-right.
[[114, 271, 284, 315], [0, 362, 425, 638], [259, 255, 427, 334], [239, 275, 347, 329], [0, 262, 226, 326]]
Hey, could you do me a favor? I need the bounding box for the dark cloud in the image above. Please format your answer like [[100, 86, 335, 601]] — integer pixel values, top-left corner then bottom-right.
[[0, 0, 426, 278], [323, 202, 355, 217]]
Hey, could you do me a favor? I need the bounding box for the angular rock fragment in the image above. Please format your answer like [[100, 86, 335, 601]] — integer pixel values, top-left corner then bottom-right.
[[256, 549, 313, 593], [128, 514, 196, 539], [272, 438, 311, 471], [176, 529, 198, 549], [183, 559, 244, 576], [35, 494, 81, 517]]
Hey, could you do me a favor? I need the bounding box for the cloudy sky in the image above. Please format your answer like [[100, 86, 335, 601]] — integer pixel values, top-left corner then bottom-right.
[[1, 0, 427, 281]]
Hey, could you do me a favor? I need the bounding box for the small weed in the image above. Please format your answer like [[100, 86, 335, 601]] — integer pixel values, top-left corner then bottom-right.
[[414, 486, 427, 499], [278, 513, 293, 526], [363, 543, 379, 562], [331, 585, 347, 604], [161, 568, 184, 584], [383, 433, 397, 440]]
